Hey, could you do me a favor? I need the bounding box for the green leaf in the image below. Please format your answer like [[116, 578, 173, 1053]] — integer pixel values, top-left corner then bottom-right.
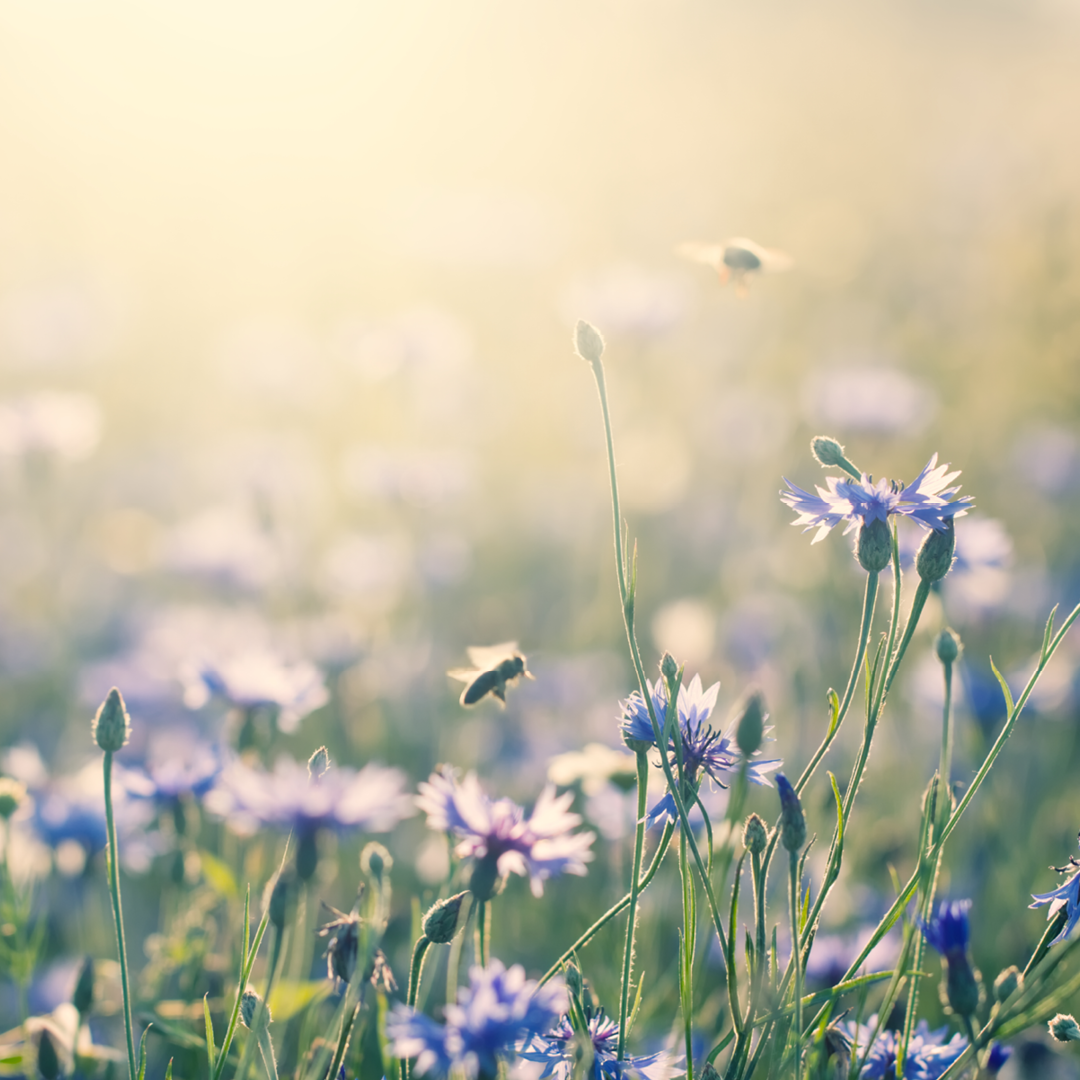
[[203, 994, 217, 1073], [199, 851, 238, 898], [1042, 604, 1060, 660], [267, 980, 332, 1024], [828, 772, 843, 848], [165, 1059, 174, 1080], [826, 688, 840, 737], [137, 1025, 152, 1080], [989, 656, 1015, 717], [625, 971, 645, 1040]]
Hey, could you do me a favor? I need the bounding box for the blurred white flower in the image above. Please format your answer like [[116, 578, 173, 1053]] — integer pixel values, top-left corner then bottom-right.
[[0, 392, 102, 460], [560, 264, 693, 339], [322, 532, 413, 609], [652, 599, 716, 671], [547, 743, 636, 795], [0, 281, 116, 369], [162, 505, 282, 590], [1012, 424, 1079, 494], [802, 366, 937, 434]]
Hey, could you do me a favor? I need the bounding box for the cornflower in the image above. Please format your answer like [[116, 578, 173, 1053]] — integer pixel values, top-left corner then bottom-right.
[[388, 960, 566, 1080], [839, 1015, 967, 1079], [920, 899, 980, 1019], [416, 769, 595, 900], [1030, 834, 1080, 945], [618, 675, 780, 827]]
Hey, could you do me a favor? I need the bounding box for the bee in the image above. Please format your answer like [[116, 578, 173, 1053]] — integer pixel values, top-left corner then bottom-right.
[[677, 237, 793, 297], [448, 642, 534, 707]]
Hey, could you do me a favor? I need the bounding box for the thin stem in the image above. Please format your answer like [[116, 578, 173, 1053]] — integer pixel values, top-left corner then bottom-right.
[[618, 749, 651, 1059], [680, 828, 695, 1080], [789, 850, 802, 1080], [103, 750, 138, 1080], [475, 900, 488, 967]]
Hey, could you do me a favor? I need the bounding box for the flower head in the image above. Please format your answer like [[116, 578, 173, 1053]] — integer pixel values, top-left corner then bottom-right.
[[417, 770, 594, 899], [839, 1015, 967, 1079], [388, 960, 566, 1080], [1030, 835, 1080, 945], [519, 1006, 679, 1080], [781, 454, 973, 545], [618, 675, 781, 828], [118, 734, 221, 806], [920, 899, 980, 1018]]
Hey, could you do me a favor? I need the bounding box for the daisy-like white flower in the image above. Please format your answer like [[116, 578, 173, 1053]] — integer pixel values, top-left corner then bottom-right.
[[839, 1015, 967, 1079], [1030, 836, 1080, 945], [388, 960, 567, 1080], [781, 454, 973, 544], [519, 1005, 680, 1080], [618, 675, 781, 828], [416, 770, 595, 900]]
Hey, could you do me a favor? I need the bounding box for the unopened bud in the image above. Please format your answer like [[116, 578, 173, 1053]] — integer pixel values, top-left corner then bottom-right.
[[944, 954, 981, 1019], [268, 871, 296, 931], [742, 813, 768, 856], [660, 653, 679, 684], [240, 988, 268, 1029], [0, 777, 27, 820], [916, 518, 956, 583], [936, 628, 962, 666], [468, 851, 500, 902], [993, 965, 1021, 1003], [296, 831, 319, 882], [573, 320, 605, 365], [856, 518, 893, 574], [810, 437, 847, 469], [776, 774, 806, 852], [37, 1029, 59, 1080], [307, 746, 331, 780], [361, 842, 392, 884], [1049, 1013, 1080, 1042], [563, 959, 583, 1001], [698, 1063, 721, 1080], [422, 892, 467, 944], [73, 956, 94, 1018], [92, 687, 131, 752], [734, 690, 766, 757]]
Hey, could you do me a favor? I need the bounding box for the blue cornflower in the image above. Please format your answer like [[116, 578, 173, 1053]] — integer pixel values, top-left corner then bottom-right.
[[781, 454, 973, 544], [985, 1042, 1011, 1074], [388, 960, 567, 1080], [840, 1015, 967, 1079], [618, 675, 781, 828], [519, 1007, 679, 1080], [1030, 836, 1080, 945], [416, 769, 595, 900], [920, 899, 980, 1019], [118, 734, 221, 806]]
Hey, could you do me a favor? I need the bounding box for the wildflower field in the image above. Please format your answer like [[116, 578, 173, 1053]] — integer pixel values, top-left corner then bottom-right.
[[2, 3, 1080, 1079]]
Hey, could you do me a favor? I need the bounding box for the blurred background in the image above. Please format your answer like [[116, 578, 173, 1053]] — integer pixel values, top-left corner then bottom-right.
[[2, 0, 1080, 1073]]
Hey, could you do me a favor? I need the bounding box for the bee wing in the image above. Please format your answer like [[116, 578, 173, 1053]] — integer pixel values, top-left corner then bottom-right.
[[676, 241, 726, 268], [466, 641, 520, 668], [447, 666, 481, 685]]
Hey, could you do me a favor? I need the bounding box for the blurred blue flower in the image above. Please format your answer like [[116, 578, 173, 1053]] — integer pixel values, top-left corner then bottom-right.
[[985, 1042, 1011, 1074], [1030, 838, 1080, 945], [416, 769, 595, 897], [618, 675, 780, 828], [118, 732, 221, 805], [388, 960, 567, 1080], [519, 1008, 679, 1080], [781, 455, 973, 544], [181, 647, 329, 733], [205, 755, 413, 838], [840, 1015, 967, 1078], [920, 899, 972, 958]]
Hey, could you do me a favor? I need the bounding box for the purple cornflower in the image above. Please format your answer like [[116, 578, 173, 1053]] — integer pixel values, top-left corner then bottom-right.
[[519, 1007, 679, 1080], [205, 755, 413, 837], [840, 1015, 967, 1079], [618, 675, 781, 828], [920, 899, 980, 1019], [388, 960, 567, 1080], [118, 734, 221, 806], [781, 454, 973, 544], [416, 770, 595, 899], [1030, 836, 1080, 945], [985, 1042, 1011, 1074]]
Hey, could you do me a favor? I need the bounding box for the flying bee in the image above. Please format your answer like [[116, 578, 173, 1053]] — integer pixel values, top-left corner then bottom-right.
[[448, 642, 534, 707], [677, 237, 793, 297]]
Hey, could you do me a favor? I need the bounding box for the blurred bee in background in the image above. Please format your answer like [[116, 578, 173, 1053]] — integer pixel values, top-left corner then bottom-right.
[[677, 237, 793, 297], [448, 642, 534, 707]]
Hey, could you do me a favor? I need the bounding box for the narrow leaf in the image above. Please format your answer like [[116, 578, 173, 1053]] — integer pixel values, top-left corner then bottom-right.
[[626, 971, 645, 1039], [137, 1025, 152, 1080], [1042, 604, 1060, 660], [826, 688, 840, 738], [203, 994, 216, 1073], [988, 656, 1015, 717], [828, 772, 843, 847]]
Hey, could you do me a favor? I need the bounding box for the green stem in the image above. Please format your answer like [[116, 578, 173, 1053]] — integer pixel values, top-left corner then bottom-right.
[[680, 829, 695, 1080], [476, 900, 488, 967], [789, 851, 802, 1080], [103, 750, 138, 1080], [617, 750, 651, 1059], [404, 936, 432, 1080], [540, 822, 675, 987]]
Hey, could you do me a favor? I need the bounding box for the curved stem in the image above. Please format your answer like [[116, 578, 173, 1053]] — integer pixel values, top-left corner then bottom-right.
[[617, 750, 651, 1059], [103, 751, 138, 1080]]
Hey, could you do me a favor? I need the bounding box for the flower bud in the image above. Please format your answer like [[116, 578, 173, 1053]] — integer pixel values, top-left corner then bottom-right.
[[573, 320, 605, 365], [698, 1063, 721, 1080], [993, 965, 1021, 1003], [240, 987, 269, 1029], [944, 953, 981, 1019], [327, 919, 359, 984], [296, 830, 319, 882], [92, 687, 131, 753], [563, 959, 583, 1002], [0, 777, 27, 820], [361, 842, 392, 884], [856, 518, 893, 574], [936, 628, 962, 666], [268, 870, 296, 931], [742, 813, 768, 856], [776, 774, 806, 852], [308, 746, 331, 780], [37, 1029, 60, 1080], [734, 690, 766, 757], [422, 892, 467, 944], [916, 517, 956, 583], [1049, 1013, 1080, 1042], [468, 851, 501, 902], [73, 956, 94, 1018], [660, 653, 679, 684], [810, 436, 847, 469]]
